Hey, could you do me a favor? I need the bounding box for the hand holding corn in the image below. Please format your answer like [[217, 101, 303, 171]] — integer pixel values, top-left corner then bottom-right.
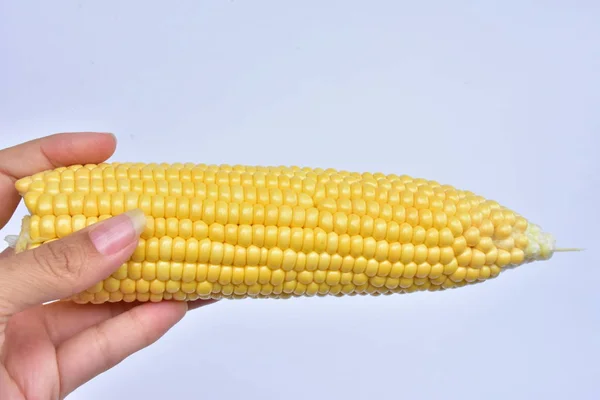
[[0, 131, 568, 398], [0, 133, 215, 400]]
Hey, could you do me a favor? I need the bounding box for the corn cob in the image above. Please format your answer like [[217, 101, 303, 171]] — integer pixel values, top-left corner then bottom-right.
[[12, 162, 560, 304]]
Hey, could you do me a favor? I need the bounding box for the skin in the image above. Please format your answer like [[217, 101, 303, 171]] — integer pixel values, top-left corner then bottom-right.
[[0, 132, 215, 399]]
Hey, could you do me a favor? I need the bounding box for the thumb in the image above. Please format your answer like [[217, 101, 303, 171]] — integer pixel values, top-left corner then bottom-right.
[[0, 209, 145, 315]]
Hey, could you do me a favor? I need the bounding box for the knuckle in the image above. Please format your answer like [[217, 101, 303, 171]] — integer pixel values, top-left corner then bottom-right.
[[33, 241, 88, 282], [129, 307, 155, 347], [92, 323, 118, 370]]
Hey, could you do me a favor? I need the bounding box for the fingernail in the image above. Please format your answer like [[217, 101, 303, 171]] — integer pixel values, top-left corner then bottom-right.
[[89, 209, 146, 256]]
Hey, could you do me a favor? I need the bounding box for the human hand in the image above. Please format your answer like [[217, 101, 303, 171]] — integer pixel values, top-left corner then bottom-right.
[[0, 132, 214, 399]]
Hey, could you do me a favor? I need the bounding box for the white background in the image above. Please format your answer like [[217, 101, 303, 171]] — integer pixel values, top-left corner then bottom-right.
[[1, 1, 599, 399]]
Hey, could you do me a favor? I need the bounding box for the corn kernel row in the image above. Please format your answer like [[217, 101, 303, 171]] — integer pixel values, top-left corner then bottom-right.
[[25, 176, 477, 203], [30, 213, 469, 247], [23, 212, 528, 264], [19, 163, 491, 206], [23, 193, 525, 239], [69, 259, 492, 304], [27, 213, 521, 248], [102, 260, 502, 284], [20, 162, 443, 190], [23, 184, 487, 215]]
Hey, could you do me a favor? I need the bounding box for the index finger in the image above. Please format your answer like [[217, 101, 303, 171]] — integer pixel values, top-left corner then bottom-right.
[[0, 132, 117, 229]]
